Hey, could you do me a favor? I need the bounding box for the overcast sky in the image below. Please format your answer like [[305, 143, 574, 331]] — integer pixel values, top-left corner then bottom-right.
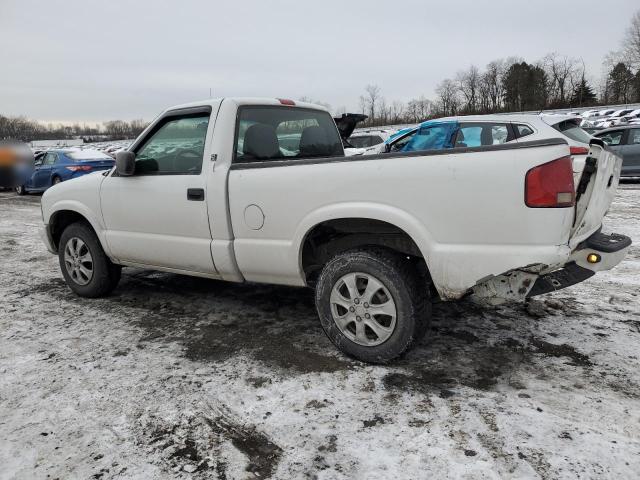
[[1, 0, 638, 124]]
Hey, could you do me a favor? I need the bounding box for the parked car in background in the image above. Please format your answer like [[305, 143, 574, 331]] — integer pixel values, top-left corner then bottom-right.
[[377, 114, 594, 183], [594, 126, 640, 178], [622, 109, 640, 123], [347, 129, 394, 149], [16, 149, 115, 195]]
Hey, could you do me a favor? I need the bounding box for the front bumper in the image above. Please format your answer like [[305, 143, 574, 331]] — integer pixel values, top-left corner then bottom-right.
[[527, 231, 631, 297], [39, 224, 57, 254]]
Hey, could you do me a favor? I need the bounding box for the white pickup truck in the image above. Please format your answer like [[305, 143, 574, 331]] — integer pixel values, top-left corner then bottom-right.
[[40, 98, 631, 363]]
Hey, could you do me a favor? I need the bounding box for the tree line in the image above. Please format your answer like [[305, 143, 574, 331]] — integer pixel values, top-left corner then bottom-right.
[[0, 116, 148, 143], [347, 11, 640, 127]]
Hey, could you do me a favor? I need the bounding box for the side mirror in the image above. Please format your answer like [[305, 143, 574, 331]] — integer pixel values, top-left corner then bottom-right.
[[115, 151, 136, 176]]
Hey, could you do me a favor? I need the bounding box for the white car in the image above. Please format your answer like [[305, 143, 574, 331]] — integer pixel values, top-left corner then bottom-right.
[[39, 97, 630, 363], [377, 114, 595, 184]]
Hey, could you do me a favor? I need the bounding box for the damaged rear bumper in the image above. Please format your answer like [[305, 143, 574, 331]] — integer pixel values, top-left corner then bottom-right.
[[527, 231, 631, 297], [473, 230, 631, 303]]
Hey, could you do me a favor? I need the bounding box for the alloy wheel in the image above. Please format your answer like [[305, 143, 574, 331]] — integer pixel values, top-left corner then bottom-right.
[[63, 237, 94, 285], [329, 272, 397, 346]]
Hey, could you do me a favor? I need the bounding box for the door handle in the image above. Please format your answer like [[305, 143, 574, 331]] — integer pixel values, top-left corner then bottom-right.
[[187, 188, 205, 201]]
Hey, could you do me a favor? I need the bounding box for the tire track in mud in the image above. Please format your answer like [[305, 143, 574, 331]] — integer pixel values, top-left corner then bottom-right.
[[138, 403, 283, 478]]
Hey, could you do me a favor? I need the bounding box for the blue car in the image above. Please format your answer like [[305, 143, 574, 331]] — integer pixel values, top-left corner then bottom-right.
[[16, 149, 115, 195], [382, 120, 460, 153]]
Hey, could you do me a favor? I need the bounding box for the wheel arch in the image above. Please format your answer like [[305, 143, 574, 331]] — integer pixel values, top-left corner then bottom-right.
[[46, 203, 110, 256], [295, 204, 436, 292]]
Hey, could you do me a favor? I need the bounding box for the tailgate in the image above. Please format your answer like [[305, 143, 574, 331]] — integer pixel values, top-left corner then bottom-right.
[[569, 139, 622, 248]]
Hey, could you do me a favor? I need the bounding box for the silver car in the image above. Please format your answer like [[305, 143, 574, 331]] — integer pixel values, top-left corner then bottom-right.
[[595, 126, 640, 178]]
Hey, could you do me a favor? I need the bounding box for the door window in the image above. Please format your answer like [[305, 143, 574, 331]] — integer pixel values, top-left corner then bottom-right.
[[456, 123, 513, 147], [598, 130, 624, 146], [628, 129, 640, 145], [388, 131, 417, 152], [43, 153, 57, 165], [402, 123, 458, 152], [514, 124, 534, 138], [134, 114, 209, 175]]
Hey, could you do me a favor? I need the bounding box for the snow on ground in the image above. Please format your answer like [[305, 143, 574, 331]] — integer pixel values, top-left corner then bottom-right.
[[1, 185, 639, 480]]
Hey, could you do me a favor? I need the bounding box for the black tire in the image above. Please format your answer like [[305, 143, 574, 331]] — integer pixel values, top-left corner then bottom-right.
[[52, 176, 62, 185], [15, 185, 26, 195], [315, 248, 430, 363], [58, 222, 121, 297]]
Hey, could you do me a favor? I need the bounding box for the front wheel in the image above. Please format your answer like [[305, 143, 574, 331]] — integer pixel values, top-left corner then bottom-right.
[[15, 185, 26, 195], [315, 248, 430, 363], [58, 222, 121, 297]]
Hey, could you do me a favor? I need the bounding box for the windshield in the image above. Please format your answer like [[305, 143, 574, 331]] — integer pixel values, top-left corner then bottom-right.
[[552, 120, 592, 144]]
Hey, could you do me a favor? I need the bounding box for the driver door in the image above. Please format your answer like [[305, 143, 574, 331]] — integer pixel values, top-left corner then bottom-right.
[[33, 152, 56, 189], [100, 106, 219, 275]]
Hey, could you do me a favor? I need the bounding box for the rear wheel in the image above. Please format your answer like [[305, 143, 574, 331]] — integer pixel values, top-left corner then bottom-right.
[[58, 222, 121, 297], [315, 248, 430, 363], [52, 176, 62, 185]]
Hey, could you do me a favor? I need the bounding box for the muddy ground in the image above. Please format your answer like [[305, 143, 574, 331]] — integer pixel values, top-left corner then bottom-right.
[[1, 185, 639, 479]]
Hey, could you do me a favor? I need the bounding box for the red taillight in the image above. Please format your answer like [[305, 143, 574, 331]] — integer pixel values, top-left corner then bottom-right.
[[525, 156, 575, 208], [569, 146, 589, 156], [277, 98, 296, 105], [65, 165, 92, 172]]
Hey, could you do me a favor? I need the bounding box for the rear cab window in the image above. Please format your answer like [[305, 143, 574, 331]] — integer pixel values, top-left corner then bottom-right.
[[235, 106, 343, 162]]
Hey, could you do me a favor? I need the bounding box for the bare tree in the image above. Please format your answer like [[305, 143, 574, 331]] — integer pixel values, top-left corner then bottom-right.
[[544, 53, 579, 106], [364, 85, 381, 124], [483, 60, 505, 111], [389, 100, 405, 124], [456, 65, 481, 113], [623, 10, 640, 69], [435, 79, 460, 116]]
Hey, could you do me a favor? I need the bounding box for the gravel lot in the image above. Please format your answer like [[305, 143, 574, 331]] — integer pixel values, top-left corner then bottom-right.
[[1, 185, 639, 479]]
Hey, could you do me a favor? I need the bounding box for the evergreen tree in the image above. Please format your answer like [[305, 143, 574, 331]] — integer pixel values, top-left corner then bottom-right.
[[503, 62, 548, 111], [607, 62, 634, 103], [570, 77, 597, 106]]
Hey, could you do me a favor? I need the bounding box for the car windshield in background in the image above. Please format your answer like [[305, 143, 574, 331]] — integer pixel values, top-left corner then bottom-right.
[[552, 120, 592, 144], [65, 150, 113, 161], [348, 135, 384, 148], [235, 107, 343, 162]]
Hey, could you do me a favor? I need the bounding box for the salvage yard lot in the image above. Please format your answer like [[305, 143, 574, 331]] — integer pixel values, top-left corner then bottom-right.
[[1, 186, 639, 479]]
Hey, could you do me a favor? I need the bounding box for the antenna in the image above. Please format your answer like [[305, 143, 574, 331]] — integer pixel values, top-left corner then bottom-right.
[[209, 88, 212, 99]]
